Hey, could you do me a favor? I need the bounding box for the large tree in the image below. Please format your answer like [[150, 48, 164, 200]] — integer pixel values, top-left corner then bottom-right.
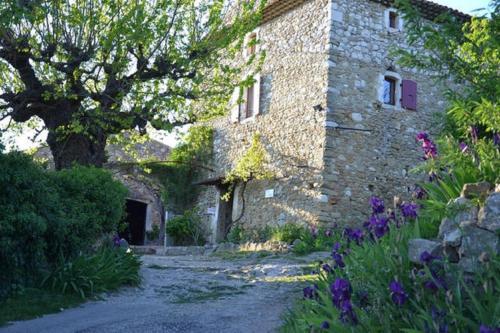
[[0, 0, 263, 169]]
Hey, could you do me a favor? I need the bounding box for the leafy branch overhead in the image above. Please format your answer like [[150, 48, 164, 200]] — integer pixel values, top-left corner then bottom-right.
[[0, 0, 264, 168]]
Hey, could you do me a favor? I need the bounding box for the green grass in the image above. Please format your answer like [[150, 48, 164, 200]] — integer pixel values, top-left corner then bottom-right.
[[0, 288, 86, 326]]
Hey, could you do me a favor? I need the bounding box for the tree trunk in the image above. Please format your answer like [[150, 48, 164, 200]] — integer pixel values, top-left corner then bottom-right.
[[47, 129, 107, 170]]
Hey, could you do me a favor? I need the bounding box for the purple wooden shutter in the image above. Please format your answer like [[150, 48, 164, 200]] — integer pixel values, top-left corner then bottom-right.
[[402, 80, 417, 110]]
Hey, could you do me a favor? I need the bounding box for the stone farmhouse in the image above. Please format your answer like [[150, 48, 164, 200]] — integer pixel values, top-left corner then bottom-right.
[[194, 0, 469, 243]]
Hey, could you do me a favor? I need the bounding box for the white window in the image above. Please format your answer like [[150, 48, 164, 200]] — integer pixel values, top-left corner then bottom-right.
[[244, 28, 260, 59], [378, 71, 402, 109], [385, 8, 403, 32], [229, 74, 261, 123]]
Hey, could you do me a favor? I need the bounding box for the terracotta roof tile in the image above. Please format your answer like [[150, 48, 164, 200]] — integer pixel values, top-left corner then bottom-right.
[[262, 0, 470, 25]]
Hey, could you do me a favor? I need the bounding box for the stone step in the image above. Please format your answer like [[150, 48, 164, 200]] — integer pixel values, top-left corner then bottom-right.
[[131, 245, 215, 256]]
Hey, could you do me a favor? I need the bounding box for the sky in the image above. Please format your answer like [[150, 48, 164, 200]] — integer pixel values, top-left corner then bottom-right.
[[433, 0, 492, 15]]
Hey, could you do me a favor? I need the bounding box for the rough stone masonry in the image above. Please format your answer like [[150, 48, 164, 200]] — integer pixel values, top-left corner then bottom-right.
[[194, 0, 468, 242]]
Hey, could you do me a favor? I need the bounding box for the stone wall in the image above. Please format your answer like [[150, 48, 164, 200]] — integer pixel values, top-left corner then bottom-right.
[[320, 0, 448, 225], [196, 0, 331, 235]]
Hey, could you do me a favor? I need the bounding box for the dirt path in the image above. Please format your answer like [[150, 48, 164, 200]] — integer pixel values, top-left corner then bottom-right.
[[1, 252, 328, 333]]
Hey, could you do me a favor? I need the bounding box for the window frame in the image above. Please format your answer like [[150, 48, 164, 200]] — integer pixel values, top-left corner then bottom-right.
[[378, 71, 402, 109], [384, 8, 403, 32]]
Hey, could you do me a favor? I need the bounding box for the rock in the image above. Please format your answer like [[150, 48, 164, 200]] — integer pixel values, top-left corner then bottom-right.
[[459, 225, 499, 259], [461, 182, 491, 199], [458, 257, 480, 273], [478, 192, 500, 232], [451, 197, 479, 224], [292, 239, 302, 247], [438, 218, 458, 239], [495, 184, 500, 193], [443, 229, 462, 247], [408, 239, 442, 264]]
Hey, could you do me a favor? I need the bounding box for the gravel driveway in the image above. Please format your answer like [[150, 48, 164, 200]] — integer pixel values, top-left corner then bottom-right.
[[1, 252, 327, 333]]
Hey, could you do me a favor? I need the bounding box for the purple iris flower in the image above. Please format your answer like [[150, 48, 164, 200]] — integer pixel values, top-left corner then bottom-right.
[[372, 216, 390, 238], [322, 263, 333, 273], [400, 202, 418, 219], [416, 132, 429, 141], [370, 197, 385, 214], [311, 226, 319, 239], [330, 278, 352, 308], [339, 299, 358, 325], [320, 321, 330, 329], [332, 252, 345, 269], [459, 142, 469, 153], [325, 229, 333, 237], [389, 280, 408, 306], [479, 325, 500, 333], [413, 185, 426, 200], [423, 280, 439, 293], [420, 251, 438, 265], [113, 234, 121, 247], [303, 285, 318, 299], [345, 228, 364, 245], [493, 133, 500, 146]]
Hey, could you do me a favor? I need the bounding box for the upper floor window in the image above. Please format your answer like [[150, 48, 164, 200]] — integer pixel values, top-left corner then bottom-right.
[[383, 76, 397, 105], [240, 84, 256, 120], [378, 71, 418, 110], [230, 74, 261, 123], [247, 33, 257, 56], [389, 11, 398, 29], [385, 8, 403, 31]]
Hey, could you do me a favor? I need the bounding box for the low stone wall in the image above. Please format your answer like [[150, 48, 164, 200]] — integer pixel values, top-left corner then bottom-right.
[[409, 183, 499, 273]]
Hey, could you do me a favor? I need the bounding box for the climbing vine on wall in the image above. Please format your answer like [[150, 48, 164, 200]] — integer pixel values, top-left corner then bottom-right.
[[222, 133, 274, 225], [145, 126, 214, 212]]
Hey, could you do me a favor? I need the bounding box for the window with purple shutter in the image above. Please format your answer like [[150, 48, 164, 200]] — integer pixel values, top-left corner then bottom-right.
[[401, 80, 417, 110]]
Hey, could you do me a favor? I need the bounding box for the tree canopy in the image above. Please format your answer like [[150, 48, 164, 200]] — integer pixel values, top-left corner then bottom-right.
[[0, 0, 263, 168]]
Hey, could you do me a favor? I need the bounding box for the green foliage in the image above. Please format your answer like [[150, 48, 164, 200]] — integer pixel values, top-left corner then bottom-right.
[[0, 288, 84, 326], [224, 133, 274, 185], [394, 0, 499, 235], [146, 224, 160, 242], [49, 166, 128, 261], [291, 228, 340, 256], [166, 209, 206, 246], [0, 152, 127, 297], [283, 223, 500, 332], [0, 0, 265, 167], [222, 133, 274, 203], [42, 247, 141, 299], [226, 223, 339, 255], [415, 166, 479, 238], [147, 126, 213, 212], [0, 152, 57, 293]]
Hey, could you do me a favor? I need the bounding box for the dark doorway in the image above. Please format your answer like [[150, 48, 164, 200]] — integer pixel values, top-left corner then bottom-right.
[[121, 199, 148, 246], [216, 185, 234, 243]]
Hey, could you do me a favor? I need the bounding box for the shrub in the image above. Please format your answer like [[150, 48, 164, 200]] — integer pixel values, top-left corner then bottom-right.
[[0, 152, 60, 295], [166, 209, 206, 246], [0, 152, 128, 297], [48, 166, 128, 261], [146, 224, 161, 241], [42, 247, 141, 298]]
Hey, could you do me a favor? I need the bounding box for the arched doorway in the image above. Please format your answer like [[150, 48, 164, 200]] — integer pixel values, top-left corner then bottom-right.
[[121, 199, 148, 245]]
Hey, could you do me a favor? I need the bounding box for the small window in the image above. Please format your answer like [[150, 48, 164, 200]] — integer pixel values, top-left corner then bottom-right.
[[389, 11, 398, 29], [239, 84, 255, 120], [383, 77, 397, 105], [247, 33, 257, 56]]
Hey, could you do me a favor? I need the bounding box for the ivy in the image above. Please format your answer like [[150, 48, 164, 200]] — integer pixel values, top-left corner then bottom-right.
[[145, 126, 214, 212]]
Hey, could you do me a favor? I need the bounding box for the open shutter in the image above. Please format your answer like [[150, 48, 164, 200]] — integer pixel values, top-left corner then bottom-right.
[[253, 74, 261, 116], [401, 79, 417, 110], [229, 88, 240, 123]]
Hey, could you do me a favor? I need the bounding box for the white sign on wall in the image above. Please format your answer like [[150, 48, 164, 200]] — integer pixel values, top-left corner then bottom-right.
[[265, 189, 275, 198]]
